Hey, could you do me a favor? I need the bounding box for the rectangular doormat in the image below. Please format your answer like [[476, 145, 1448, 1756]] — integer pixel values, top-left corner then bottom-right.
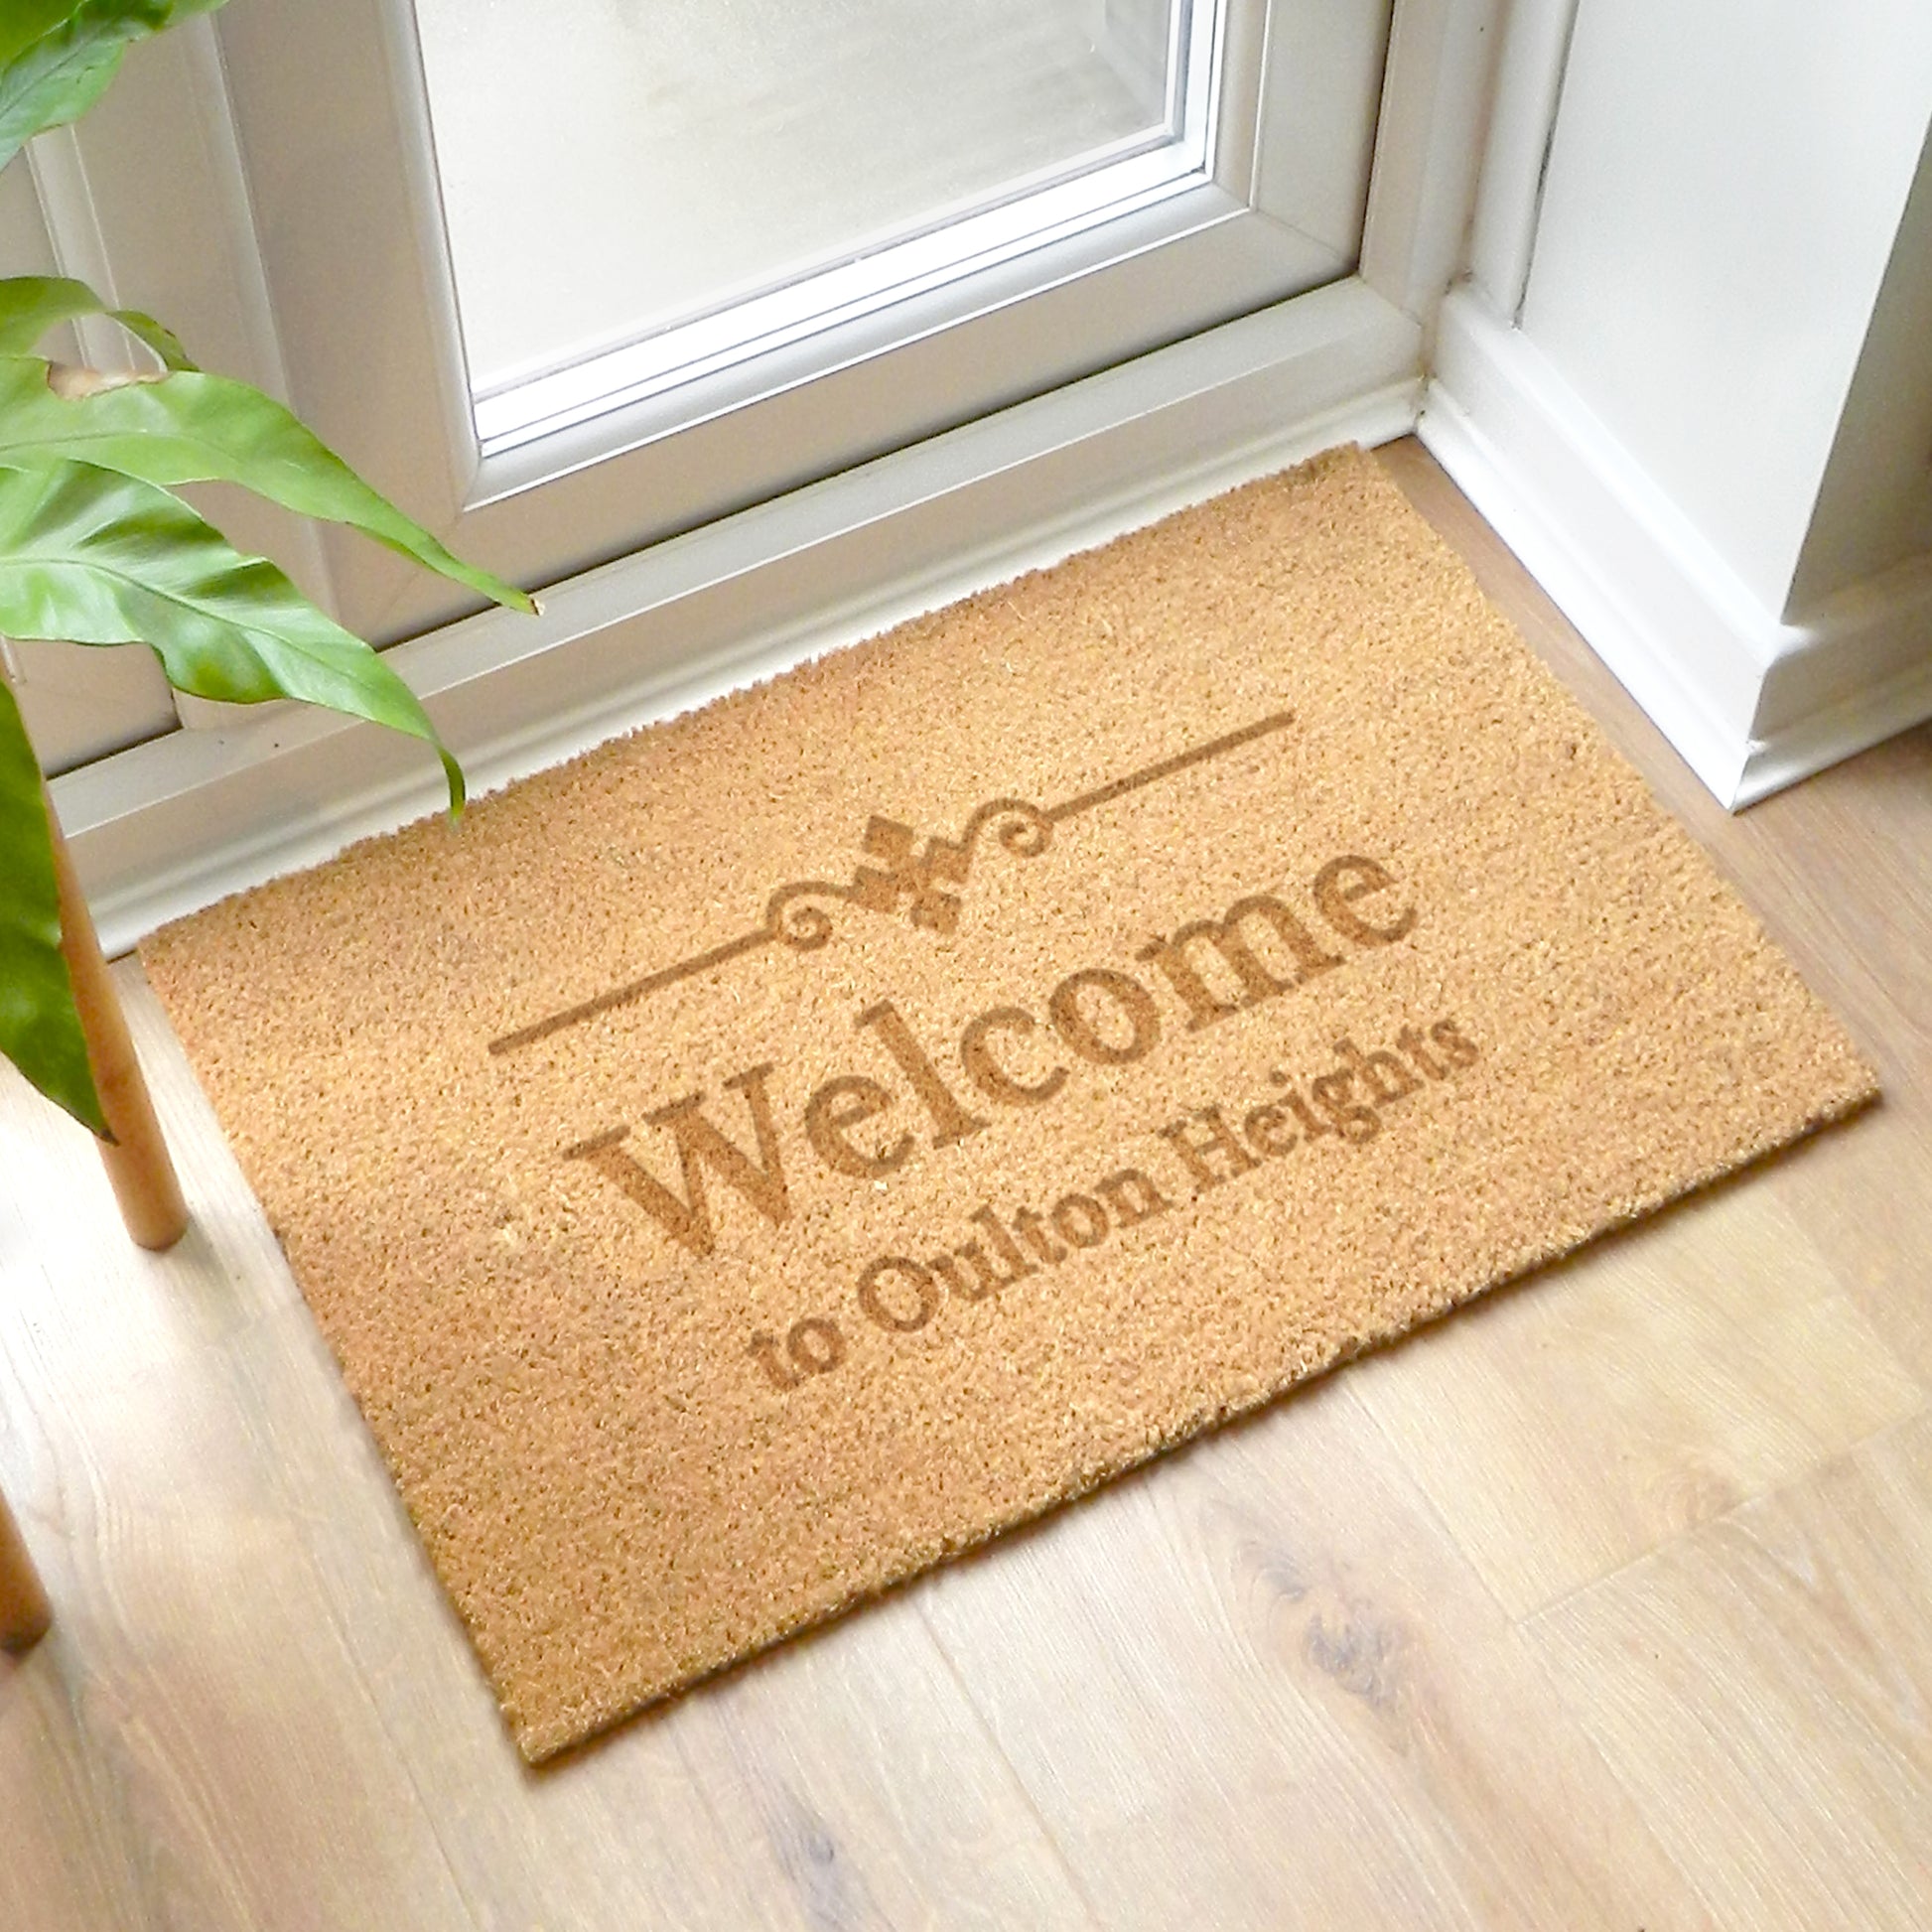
[[143, 446, 1876, 1761]]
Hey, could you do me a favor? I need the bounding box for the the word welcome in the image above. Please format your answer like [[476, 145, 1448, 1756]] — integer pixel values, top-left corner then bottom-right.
[[561, 853, 1418, 1256]]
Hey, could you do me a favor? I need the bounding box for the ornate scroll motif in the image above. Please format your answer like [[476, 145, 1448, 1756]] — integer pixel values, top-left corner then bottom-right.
[[488, 711, 1293, 1054], [764, 798, 1057, 949]]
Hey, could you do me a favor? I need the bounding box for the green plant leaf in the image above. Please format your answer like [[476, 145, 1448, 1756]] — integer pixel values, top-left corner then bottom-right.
[[0, 275, 195, 367], [0, 356, 535, 614], [0, 458, 465, 809], [0, 4, 87, 76], [0, 673, 108, 1136], [0, 0, 170, 173]]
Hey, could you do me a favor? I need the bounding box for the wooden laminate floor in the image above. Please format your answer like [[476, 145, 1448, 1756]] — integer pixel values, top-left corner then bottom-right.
[[4, 440, 1930, 1931]]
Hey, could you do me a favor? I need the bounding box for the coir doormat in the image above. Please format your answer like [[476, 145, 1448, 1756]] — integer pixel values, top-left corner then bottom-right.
[[143, 447, 1875, 1760]]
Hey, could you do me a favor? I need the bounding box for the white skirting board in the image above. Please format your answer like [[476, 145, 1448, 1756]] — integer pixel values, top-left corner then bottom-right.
[[1421, 287, 1932, 810], [53, 277, 1422, 959]]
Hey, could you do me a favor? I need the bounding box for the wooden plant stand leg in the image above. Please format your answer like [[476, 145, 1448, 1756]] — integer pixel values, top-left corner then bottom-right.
[[45, 789, 190, 1252], [0, 1484, 52, 1654]]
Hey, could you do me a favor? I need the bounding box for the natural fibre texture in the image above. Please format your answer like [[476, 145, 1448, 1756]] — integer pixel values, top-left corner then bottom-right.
[[143, 447, 1876, 1760]]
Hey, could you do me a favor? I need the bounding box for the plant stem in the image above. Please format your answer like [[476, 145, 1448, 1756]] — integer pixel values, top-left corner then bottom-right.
[[45, 783, 189, 1250]]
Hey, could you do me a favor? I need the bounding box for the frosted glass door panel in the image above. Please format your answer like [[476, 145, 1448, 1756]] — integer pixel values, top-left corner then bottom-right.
[[417, 0, 1191, 397]]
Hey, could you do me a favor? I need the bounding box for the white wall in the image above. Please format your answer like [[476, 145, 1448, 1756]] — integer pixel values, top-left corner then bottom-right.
[[1524, 0, 1932, 621], [1424, 0, 1932, 805], [1794, 122, 1932, 609]]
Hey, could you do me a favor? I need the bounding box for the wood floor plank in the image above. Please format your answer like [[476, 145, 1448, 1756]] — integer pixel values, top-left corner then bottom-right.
[[1722, 724, 1932, 1384], [1759, 1095, 1932, 1382], [0, 1663, 151, 1932], [0, 1077, 481, 1932], [1348, 1181, 1923, 1616], [1526, 1409, 1932, 1930], [661, 1604, 1102, 1932], [917, 1372, 1712, 1931]]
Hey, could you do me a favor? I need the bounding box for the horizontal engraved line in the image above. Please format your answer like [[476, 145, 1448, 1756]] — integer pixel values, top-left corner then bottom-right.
[[1047, 710, 1295, 823], [489, 930, 773, 1055], [487, 708, 1295, 1056]]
